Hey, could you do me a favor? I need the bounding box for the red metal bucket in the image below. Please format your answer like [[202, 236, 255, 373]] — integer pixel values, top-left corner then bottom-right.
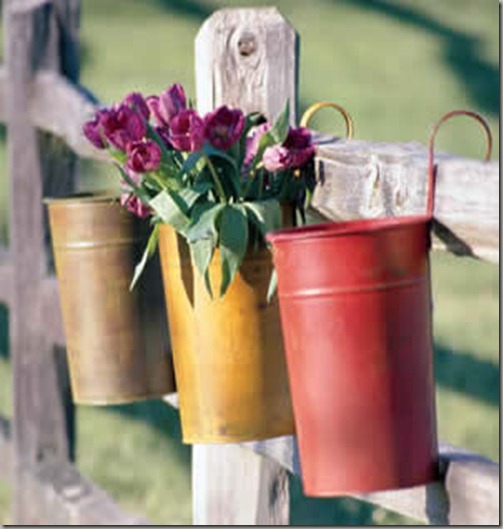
[[267, 111, 492, 496]]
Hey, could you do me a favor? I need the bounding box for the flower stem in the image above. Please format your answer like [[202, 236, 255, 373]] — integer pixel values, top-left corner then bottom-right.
[[203, 153, 227, 202]]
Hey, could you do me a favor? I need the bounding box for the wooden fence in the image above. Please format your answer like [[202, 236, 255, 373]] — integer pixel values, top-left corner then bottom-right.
[[0, 0, 499, 525]]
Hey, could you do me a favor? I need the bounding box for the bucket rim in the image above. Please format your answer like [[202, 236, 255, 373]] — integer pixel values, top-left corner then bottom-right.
[[266, 214, 431, 244], [43, 191, 120, 206]]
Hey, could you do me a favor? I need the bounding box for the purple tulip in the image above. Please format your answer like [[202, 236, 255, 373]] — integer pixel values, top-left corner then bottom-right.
[[243, 122, 270, 166], [262, 127, 314, 172], [123, 92, 150, 121], [120, 193, 151, 219], [169, 109, 205, 152], [126, 139, 162, 173], [203, 106, 245, 150], [82, 109, 109, 149], [262, 145, 291, 173], [155, 125, 172, 149], [147, 83, 186, 126], [100, 104, 146, 151]]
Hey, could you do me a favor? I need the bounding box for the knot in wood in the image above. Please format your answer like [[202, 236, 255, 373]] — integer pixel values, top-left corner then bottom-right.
[[237, 33, 257, 56]]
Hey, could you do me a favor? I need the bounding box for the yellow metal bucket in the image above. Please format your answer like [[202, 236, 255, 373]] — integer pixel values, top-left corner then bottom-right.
[[47, 194, 175, 405], [158, 223, 295, 443]]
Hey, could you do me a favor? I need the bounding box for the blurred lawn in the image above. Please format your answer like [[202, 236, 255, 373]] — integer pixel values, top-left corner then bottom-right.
[[0, 0, 499, 525]]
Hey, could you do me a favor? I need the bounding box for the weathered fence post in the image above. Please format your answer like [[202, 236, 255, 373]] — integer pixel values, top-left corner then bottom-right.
[[192, 7, 298, 525], [4, 0, 79, 522]]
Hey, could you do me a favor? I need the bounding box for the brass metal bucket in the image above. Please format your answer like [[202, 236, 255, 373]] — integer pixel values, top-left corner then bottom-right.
[[47, 194, 175, 404], [158, 223, 295, 443]]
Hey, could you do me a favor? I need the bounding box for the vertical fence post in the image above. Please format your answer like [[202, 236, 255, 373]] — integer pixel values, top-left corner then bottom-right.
[[192, 8, 298, 525], [3, 0, 80, 523]]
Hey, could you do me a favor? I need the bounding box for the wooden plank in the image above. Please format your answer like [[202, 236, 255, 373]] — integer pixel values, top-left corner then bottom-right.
[[248, 436, 499, 525], [195, 7, 298, 122], [0, 415, 12, 482], [20, 459, 151, 525], [40, 276, 65, 346], [192, 445, 289, 525], [312, 140, 499, 264], [0, 416, 149, 525], [30, 70, 104, 160], [3, 0, 77, 522], [192, 7, 297, 525]]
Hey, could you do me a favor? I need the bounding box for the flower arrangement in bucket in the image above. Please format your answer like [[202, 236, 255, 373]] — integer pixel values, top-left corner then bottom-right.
[[82, 83, 318, 442], [83, 84, 315, 296]]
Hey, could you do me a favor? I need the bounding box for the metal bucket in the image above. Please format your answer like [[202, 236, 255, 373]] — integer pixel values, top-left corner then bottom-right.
[[158, 223, 295, 443], [266, 111, 492, 495], [47, 194, 175, 405]]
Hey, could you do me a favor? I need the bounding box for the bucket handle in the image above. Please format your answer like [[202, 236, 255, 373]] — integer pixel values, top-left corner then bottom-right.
[[300, 101, 354, 139], [427, 110, 492, 218]]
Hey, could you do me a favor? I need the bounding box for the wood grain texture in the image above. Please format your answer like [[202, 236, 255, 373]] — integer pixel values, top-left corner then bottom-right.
[[192, 444, 289, 525], [3, 0, 77, 522], [20, 458, 151, 525], [312, 140, 499, 264], [192, 7, 296, 526], [196, 7, 298, 122]]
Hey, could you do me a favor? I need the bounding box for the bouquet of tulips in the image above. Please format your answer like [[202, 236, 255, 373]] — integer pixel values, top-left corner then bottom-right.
[[83, 83, 315, 296]]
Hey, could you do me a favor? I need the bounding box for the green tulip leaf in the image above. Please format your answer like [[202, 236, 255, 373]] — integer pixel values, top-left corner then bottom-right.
[[190, 236, 216, 298], [270, 100, 290, 144], [218, 204, 249, 297], [130, 224, 159, 291], [149, 190, 190, 233], [185, 203, 225, 243], [243, 200, 282, 236]]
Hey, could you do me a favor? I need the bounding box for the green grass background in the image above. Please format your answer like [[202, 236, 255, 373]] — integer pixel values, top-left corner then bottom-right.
[[0, 0, 499, 525]]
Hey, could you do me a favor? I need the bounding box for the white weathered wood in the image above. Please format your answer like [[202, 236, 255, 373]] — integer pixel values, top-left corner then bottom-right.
[[196, 7, 298, 122], [192, 7, 297, 525], [30, 70, 104, 160], [0, 416, 149, 524], [312, 140, 499, 264], [192, 444, 289, 525], [41, 276, 65, 346]]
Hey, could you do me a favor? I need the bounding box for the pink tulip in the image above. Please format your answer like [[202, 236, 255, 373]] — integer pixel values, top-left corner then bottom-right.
[[147, 83, 186, 126], [243, 122, 270, 166], [169, 109, 205, 152], [120, 193, 151, 219], [100, 104, 146, 151], [203, 106, 245, 150], [262, 127, 314, 172], [126, 139, 162, 173], [123, 92, 150, 121], [82, 109, 108, 149]]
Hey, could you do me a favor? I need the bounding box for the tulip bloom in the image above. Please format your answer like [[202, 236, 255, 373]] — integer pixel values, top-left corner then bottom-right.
[[155, 125, 172, 149], [243, 122, 270, 167], [100, 104, 146, 151], [262, 127, 314, 172], [148, 83, 186, 126], [120, 193, 151, 219], [82, 109, 108, 149], [126, 139, 162, 173], [169, 109, 205, 152], [123, 92, 150, 121], [204, 106, 245, 150]]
